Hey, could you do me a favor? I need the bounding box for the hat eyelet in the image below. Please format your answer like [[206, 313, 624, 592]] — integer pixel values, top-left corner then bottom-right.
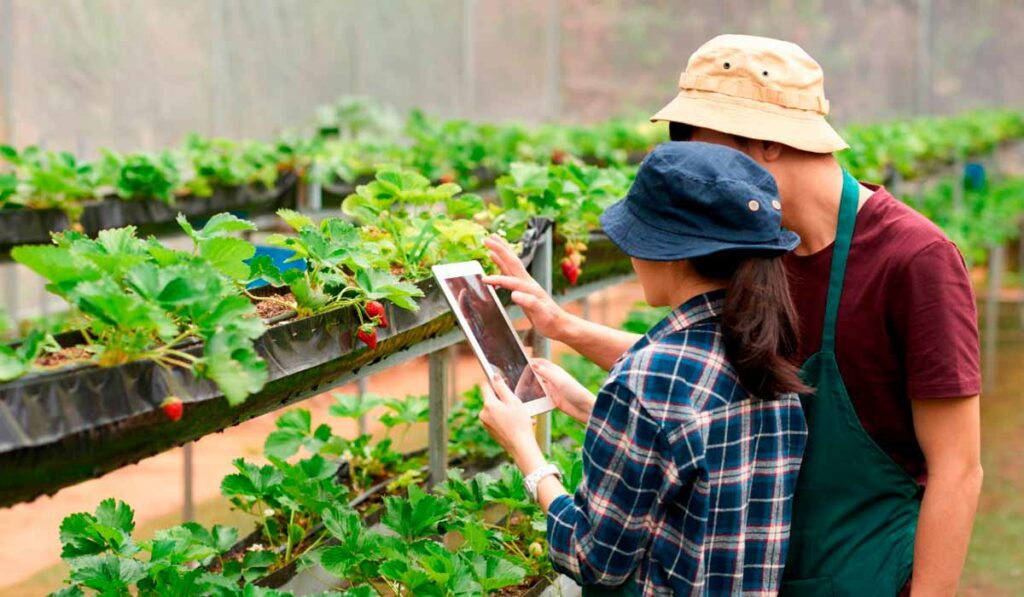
[[748, 200, 760, 212], [763, 71, 769, 77], [723, 62, 731, 70]]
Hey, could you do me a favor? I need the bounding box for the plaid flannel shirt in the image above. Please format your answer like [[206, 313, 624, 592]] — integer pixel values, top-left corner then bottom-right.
[[547, 290, 807, 596]]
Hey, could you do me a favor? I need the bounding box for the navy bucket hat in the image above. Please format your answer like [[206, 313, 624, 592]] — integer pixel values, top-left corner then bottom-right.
[[600, 141, 800, 261]]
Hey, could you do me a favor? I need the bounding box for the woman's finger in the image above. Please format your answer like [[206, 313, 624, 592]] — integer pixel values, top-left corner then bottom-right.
[[492, 375, 522, 405], [482, 275, 537, 294]]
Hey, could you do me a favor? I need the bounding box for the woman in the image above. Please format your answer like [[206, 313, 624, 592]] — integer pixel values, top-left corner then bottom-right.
[[479, 142, 809, 596]]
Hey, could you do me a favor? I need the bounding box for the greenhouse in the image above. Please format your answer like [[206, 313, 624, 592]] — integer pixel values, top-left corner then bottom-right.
[[0, 2, 1022, 596]]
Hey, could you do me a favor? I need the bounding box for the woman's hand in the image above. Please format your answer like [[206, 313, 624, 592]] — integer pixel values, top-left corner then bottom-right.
[[483, 234, 572, 341], [531, 358, 597, 424], [480, 375, 546, 474]]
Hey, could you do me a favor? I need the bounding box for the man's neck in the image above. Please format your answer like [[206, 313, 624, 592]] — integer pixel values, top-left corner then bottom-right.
[[782, 157, 873, 256]]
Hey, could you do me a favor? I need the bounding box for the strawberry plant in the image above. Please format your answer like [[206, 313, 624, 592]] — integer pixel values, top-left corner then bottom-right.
[[494, 161, 630, 284], [97, 149, 181, 203], [0, 145, 99, 221], [259, 208, 422, 321], [10, 215, 267, 404], [341, 168, 492, 279]]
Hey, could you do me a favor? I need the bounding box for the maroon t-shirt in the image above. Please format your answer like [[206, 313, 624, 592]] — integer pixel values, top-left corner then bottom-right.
[[784, 185, 981, 484]]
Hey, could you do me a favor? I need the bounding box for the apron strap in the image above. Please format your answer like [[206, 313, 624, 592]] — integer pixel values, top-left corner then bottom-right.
[[821, 169, 861, 353]]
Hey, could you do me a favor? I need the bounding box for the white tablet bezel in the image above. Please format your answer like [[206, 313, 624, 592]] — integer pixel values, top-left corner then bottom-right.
[[432, 261, 555, 417]]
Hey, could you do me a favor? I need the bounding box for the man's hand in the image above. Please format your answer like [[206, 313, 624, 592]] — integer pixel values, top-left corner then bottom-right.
[[910, 395, 983, 597], [483, 234, 571, 341], [531, 358, 597, 424]]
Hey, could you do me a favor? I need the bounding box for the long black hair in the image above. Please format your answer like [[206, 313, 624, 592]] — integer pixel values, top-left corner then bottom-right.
[[691, 251, 810, 397]]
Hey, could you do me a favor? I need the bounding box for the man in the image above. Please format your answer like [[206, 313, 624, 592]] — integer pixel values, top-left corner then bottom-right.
[[484, 34, 982, 596]]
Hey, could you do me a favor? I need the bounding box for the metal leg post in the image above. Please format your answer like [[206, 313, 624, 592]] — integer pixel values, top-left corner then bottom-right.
[[182, 443, 194, 522], [427, 350, 450, 487], [356, 377, 368, 437]]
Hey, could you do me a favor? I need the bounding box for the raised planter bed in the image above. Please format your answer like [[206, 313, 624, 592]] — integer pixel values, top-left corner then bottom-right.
[[0, 220, 638, 507], [0, 172, 299, 256]]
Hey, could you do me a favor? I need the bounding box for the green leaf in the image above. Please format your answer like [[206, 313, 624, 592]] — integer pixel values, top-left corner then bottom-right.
[[328, 392, 385, 421], [381, 484, 451, 542], [95, 498, 135, 535], [199, 236, 257, 280], [276, 409, 311, 433], [264, 429, 304, 460], [276, 208, 315, 232], [11, 245, 93, 287], [201, 330, 268, 405], [466, 552, 526, 592], [211, 524, 239, 554], [196, 212, 258, 239], [68, 554, 147, 593], [0, 330, 48, 381], [248, 255, 286, 286], [241, 549, 277, 581]]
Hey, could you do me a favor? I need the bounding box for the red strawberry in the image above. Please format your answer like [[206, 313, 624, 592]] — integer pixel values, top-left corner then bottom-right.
[[551, 148, 567, 165], [439, 172, 456, 185], [357, 326, 378, 350], [561, 258, 580, 285], [161, 396, 183, 422], [365, 300, 388, 329]]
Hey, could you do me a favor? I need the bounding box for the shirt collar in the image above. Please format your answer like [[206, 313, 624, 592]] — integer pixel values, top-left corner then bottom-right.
[[645, 289, 726, 343]]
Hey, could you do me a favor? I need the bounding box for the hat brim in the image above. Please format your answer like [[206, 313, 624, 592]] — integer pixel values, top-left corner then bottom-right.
[[651, 88, 848, 154], [600, 199, 801, 262]]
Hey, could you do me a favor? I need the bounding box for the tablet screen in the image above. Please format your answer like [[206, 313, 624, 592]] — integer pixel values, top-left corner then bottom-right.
[[442, 273, 546, 402]]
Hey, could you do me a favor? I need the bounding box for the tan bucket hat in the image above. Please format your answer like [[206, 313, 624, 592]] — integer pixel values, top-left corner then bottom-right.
[[651, 34, 848, 154]]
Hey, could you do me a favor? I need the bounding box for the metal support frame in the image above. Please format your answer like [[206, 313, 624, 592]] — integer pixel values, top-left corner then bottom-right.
[[530, 230, 553, 452], [182, 443, 195, 522], [0, 0, 12, 145], [461, 0, 476, 116], [427, 350, 450, 487], [543, 0, 562, 121], [356, 377, 369, 436]]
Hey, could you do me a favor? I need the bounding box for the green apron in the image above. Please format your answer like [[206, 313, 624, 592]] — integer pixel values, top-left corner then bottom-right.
[[781, 170, 922, 596]]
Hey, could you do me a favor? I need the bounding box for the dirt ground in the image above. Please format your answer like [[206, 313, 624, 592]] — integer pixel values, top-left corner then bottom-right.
[[0, 282, 646, 596]]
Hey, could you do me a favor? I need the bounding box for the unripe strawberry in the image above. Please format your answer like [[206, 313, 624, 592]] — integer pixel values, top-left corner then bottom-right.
[[529, 541, 545, 558], [161, 396, 183, 422], [551, 148, 567, 165]]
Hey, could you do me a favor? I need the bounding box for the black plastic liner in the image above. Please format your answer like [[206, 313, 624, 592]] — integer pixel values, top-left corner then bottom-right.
[[0, 173, 299, 256], [0, 219, 577, 507]]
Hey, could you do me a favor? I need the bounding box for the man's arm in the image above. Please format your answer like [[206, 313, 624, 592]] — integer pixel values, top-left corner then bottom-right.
[[910, 395, 983, 597]]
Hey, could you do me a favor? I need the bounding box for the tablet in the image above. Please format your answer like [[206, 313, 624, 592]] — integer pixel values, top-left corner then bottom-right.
[[433, 261, 554, 416]]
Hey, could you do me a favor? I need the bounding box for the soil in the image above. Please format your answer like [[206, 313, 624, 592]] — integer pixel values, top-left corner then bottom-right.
[[34, 345, 92, 368], [253, 292, 297, 320]]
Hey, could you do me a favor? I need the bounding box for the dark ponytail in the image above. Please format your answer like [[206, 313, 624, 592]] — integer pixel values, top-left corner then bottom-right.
[[692, 252, 811, 397]]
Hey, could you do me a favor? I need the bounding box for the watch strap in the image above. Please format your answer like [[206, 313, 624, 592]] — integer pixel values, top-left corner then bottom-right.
[[523, 463, 562, 501]]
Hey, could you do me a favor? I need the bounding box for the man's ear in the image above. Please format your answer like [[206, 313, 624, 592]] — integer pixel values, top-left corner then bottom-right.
[[760, 141, 785, 162]]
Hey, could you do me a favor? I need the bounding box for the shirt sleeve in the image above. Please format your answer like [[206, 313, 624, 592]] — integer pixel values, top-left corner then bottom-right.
[[546, 380, 699, 586], [892, 240, 981, 399]]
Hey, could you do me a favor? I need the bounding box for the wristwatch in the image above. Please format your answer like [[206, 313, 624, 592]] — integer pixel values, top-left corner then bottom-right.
[[523, 463, 562, 501]]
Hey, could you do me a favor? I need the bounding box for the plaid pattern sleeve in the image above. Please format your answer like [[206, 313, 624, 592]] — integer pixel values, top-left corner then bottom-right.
[[546, 291, 807, 596]]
